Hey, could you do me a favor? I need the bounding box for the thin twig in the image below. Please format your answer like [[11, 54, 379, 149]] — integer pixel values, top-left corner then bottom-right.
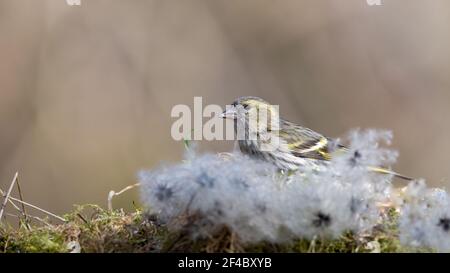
[[0, 174, 31, 229], [0, 184, 31, 230], [76, 213, 89, 224], [5, 213, 52, 227], [0, 172, 19, 222], [0, 188, 22, 213], [4, 195, 66, 222], [15, 175, 30, 225], [107, 183, 140, 211]]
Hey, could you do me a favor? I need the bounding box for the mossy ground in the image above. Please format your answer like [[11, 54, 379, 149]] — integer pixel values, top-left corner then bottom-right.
[[0, 205, 427, 253]]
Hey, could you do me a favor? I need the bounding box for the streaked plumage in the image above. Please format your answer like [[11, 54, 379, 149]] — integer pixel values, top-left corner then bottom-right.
[[222, 96, 412, 181]]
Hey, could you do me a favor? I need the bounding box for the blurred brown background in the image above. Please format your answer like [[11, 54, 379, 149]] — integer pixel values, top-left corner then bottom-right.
[[1, 0, 450, 215]]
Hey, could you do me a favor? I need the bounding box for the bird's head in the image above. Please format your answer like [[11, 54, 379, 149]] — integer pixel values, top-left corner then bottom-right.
[[221, 96, 280, 131]]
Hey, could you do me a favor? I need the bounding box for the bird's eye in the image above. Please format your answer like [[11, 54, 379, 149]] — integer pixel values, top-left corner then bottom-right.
[[241, 103, 249, 109]]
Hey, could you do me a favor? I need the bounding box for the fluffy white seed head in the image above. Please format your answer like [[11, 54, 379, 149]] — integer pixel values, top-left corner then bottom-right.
[[139, 129, 400, 243]]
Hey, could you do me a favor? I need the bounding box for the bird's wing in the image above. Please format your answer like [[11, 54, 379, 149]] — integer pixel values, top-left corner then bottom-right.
[[278, 121, 345, 161], [278, 120, 412, 180]]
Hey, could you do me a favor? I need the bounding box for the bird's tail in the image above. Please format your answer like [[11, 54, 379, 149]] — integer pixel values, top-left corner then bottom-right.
[[367, 166, 413, 181]]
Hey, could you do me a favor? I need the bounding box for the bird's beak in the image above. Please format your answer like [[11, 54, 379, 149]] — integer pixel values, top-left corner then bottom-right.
[[221, 107, 237, 119]]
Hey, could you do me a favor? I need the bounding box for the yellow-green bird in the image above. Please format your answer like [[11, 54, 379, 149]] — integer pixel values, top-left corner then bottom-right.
[[221, 96, 412, 181]]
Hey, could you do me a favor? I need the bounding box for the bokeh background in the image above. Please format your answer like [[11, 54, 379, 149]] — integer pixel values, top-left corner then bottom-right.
[[1, 0, 450, 216]]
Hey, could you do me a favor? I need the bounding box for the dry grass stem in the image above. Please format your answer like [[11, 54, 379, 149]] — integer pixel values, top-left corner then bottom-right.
[[107, 183, 140, 211], [0, 172, 19, 223]]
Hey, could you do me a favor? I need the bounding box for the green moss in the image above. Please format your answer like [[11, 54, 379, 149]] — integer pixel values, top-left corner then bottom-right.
[[0, 206, 427, 253], [1, 229, 66, 253], [1, 205, 162, 253]]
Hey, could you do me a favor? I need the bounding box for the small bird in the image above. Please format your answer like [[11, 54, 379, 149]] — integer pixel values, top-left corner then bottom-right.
[[221, 96, 412, 181]]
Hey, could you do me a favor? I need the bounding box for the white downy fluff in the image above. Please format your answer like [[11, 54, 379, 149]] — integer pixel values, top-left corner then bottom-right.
[[139, 129, 400, 243]]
